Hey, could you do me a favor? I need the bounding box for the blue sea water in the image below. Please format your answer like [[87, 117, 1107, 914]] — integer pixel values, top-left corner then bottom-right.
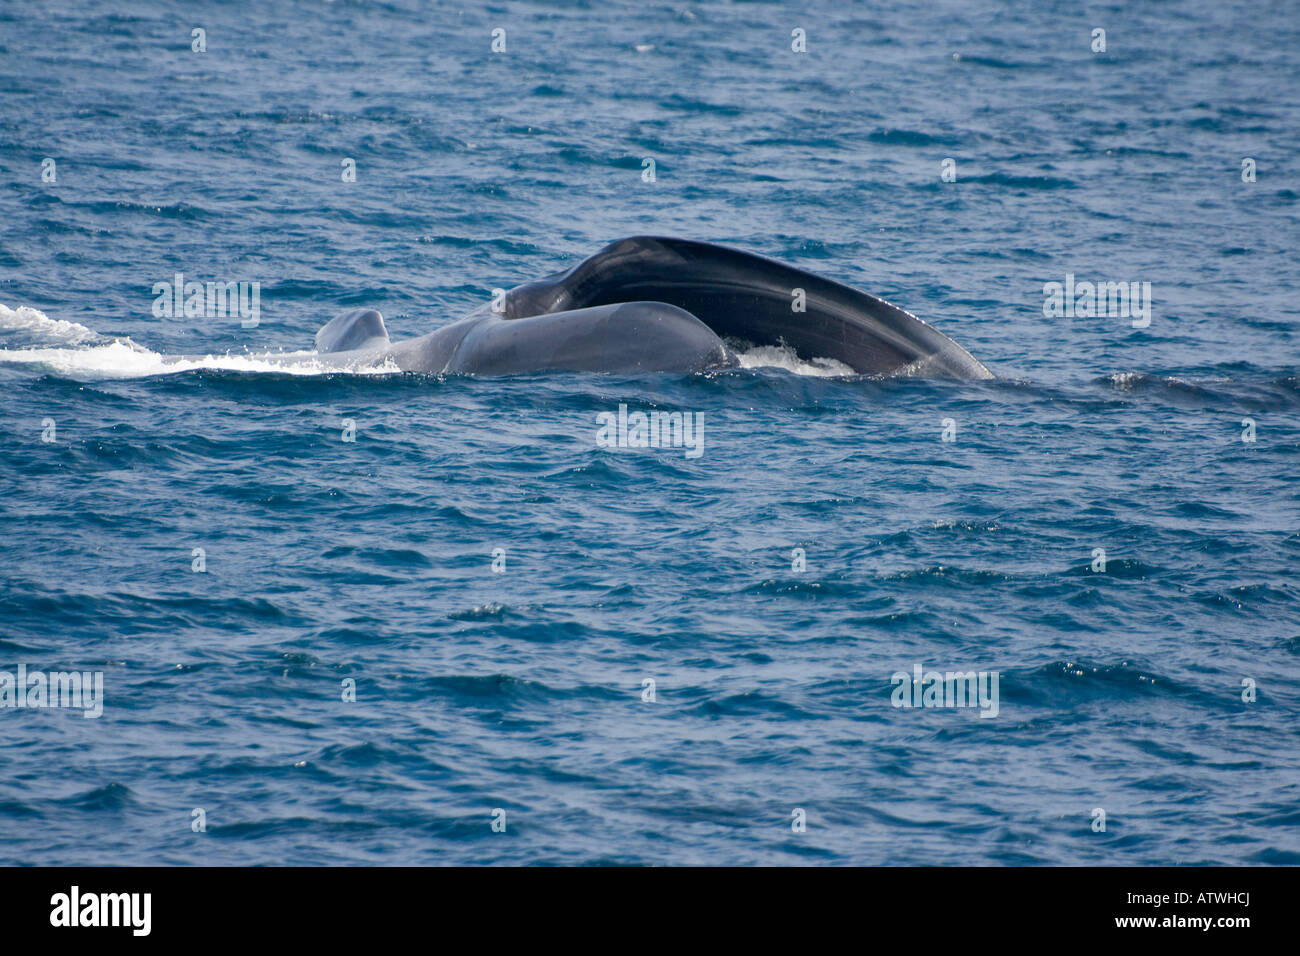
[[1, 0, 1298, 866]]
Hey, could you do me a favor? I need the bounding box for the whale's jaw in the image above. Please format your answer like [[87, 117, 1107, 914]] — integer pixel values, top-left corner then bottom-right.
[[502, 236, 993, 379]]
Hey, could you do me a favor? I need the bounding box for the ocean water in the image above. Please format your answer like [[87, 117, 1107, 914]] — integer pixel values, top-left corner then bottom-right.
[[1, 0, 1298, 866]]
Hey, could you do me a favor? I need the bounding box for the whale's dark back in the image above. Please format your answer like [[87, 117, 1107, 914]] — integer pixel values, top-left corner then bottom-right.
[[500, 236, 993, 379]]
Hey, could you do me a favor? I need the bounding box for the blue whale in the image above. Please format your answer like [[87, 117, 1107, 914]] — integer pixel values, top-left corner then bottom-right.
[[313, 237, 993, 378]]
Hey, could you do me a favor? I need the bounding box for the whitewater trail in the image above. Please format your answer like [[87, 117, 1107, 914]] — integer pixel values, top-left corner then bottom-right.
[[0, 303, 398, 378]]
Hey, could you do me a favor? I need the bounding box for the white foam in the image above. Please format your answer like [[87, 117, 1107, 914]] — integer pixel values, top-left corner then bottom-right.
[[733, 342, 856, 377], [0, 303, 399, 380], [0, 303, 102, 346]]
